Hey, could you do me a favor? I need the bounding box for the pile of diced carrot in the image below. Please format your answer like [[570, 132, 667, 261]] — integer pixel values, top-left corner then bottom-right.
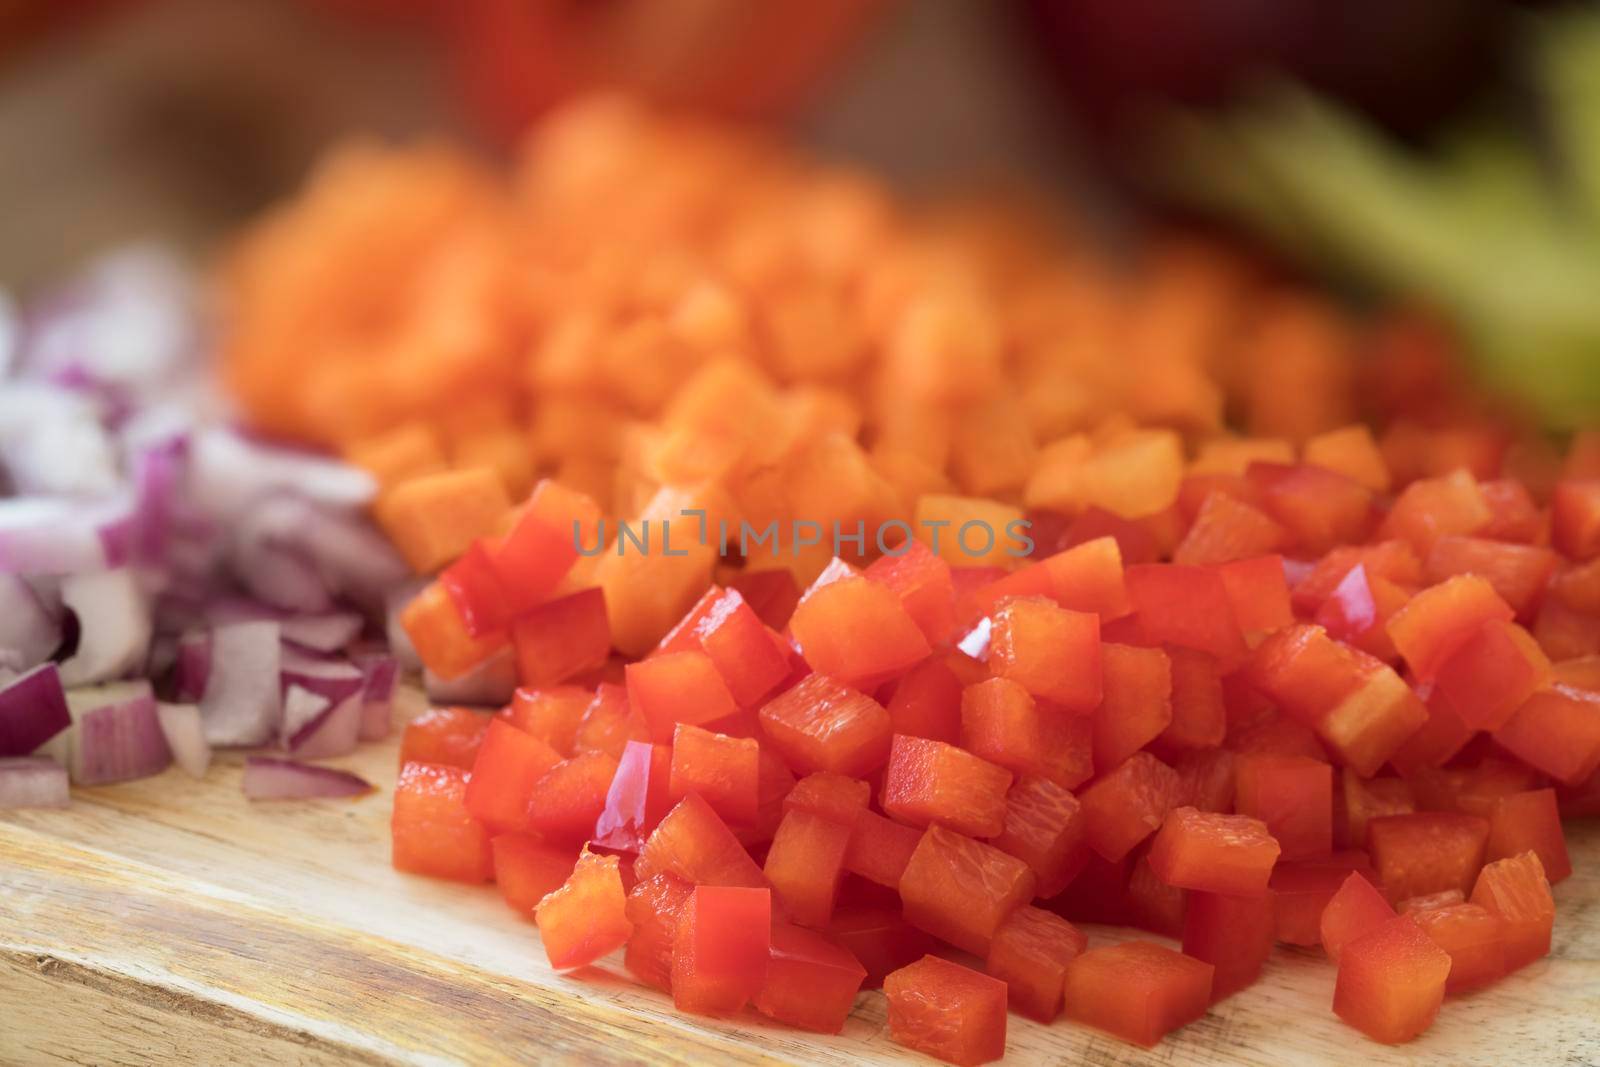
[[221, 96, 1600, 1063]]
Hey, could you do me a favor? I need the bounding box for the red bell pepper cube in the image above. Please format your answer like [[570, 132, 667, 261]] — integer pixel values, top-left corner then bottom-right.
[[667, 723, 759, 826], [1234, 753, 1333, 861], [882, 733, 1013, 839], [1159, 647, 1226, 750], [959, 677, 1047, 778], [828, 907, 936, 989], [886, 655, 963, 743], [1404, 755, 1542, 817], [763, 809, 852, 928], [1534, 596, 1600, 660], [593, 740, 674, 852], [1216, 554, 1295, 637], [1293, 541, 1424, 618], [510, 587, 611, 687], [1493, 683, 1600, 785], [401, 580, 506, 681], [1486, 788, 1571, 883], [681, 590, 793, 709], [654, 585, 724, 657], [1367, 812, 1490, 903], [864, 538, 957, 647], [1172, 748, 1237, 812], [1551, 556, 1600, 614], [1093, 644, 1173, 771], [1424, 536, 1559, 618], [501, 685, 591, 755], [1060, 508, 1159, 565], [1047, 848, 1131, 926], [1433, 620, 1551, 730], [398, 706, 488, 771], [752, 922, 867, 1033], [1410, 900, 1506, 992], [1470, 850, 1555, 971], [1478, 478, 1542, 542], [623, 871, 694, 991], [491, 479, 600, 612], [464, 718, 563, 833], [634, 792, 768, 889], [440, 540, 511, 637], [1338, 769, 1415, 849], [490, 832, 578, 916], [1125, 564, 1248, 663], [1248, 461, 1375, 556], [1145, 806, 1281, 896], [789, 575, 931, 690], [1313, 563, 1410, 663], [885, 955, 1008, 1067], [1320, 871, 1397, 962], [626, 649, 739, 743], [1268, 851, 1377, 945], [990, 775, 1085, 898], [1399, 889, 1466, 913], [1387, 574, 1515, 682], [1388, 682, 1473, 776], [1552, 478, 1600, 560], [1172, 491, 1286, 566], [1062, 941, 1213, 1048], [535, 847, 632, 970], [985, 906, 1087, 1022], [968, 536, 1132, 624], [1379, 469, 1492, 556], [757, 673, 893, 778], [746, 745, 798, 846], [728, 568, 802, 630], [1319, 663, 1430, 778], [899, 825, 1037, 955], [525, 751, 619, 845], [391, 762, 494, 883], [1333, 915, 1451, 1044], [1126, 852, 1187, 938], [1182, 890, 1275, 1000], [1079, 751, 1181, 862], [672, 885, 772, 1015], [843, 809, 923, 888], [783, 771, 870, 825], [572, 682, 648, 758], [989, 595, 1102, 710], [1225, 709, 1327, 762], [1037, 707, 1096, 790]]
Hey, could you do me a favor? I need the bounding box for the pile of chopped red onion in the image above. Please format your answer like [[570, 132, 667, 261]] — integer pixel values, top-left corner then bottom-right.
[[0, 248, 402, 805]]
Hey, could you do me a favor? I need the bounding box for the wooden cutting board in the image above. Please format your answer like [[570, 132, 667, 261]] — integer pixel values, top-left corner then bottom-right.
[[3, 690, 1598, 1067]]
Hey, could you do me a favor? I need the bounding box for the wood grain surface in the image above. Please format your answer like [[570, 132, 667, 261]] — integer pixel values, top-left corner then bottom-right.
[[2, 690, 1597, 1067]]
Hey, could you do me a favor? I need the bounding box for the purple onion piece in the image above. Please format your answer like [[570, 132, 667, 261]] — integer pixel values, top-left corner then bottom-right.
[[0, 662, 70, 757], [0, 756, 69, 808], [155, 702, 209, 778], [279, 612, 364, 653], [424, 646, 516, 707], [0, 575, 61, 672], [0, 497, 109, 574], [58, 568, 152, 687], [287, 692, 361, 760], [64, 680, 171, 785], [172, 630, 211, 702], [242, 757, 372, 801], [279, 648, 365, 708], [199, 620, 281, 747], [354, 651, 398, 742], [280, 684, 330, 744], [385, 580, 428, 673]]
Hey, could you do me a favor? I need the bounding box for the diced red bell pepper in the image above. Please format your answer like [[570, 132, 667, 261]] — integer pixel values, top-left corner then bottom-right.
[[391, 762, 494, 882], [1478, 478, 1543, 542], [985, 906, 1087, 1023], [728, 567, 803, 630], [789, 574, 931, 690], [784, 772, 870, 825], [988, 596, 1102, 711], [510, 587, 611, 687], [1125, 852, 1187, 938], [1182, 890, 1275, 1000], [1318, 664, 1430, 778], [753, 922, 867, 1034], [1367, 812, 1489, 903], [398, 706, 488, 771], [1268, 851, 1376, 945], [899, 825, 1037, 955], [691, 590, 794, 708], [864, 539, 958, 647], [1248, 461, 1375, 556], [1126, 564, 1248, 663], [1552, 478, 1600, 560], [746, 745, 797, 846], [1225, 710, 1328, 762], [885, 955, 1008, 1067], [828, 907, 936, 989], [1338, 770, 1415, 849], [1145, 807, 1281, 896], [886, 656, 963, 743], [1551, 557, 1600, 614], [1061, 508, 1159, 565], [655, 586, 724, 657], [525, 751, 619, 845], [1034, 710, 1095, 791], [464, 718, 563, 832], [843, 809, 923, 888], [758, 673, 893, 777], [1558, 763, 1600, 818], [593, 740, 673, 852], [1387, 682, 1473, 776], [1410, 901, 1506, 992], [1062, 941, 1213, 1049], [1045, 848, 1130, 925], [491, 832, 578, 916], [1093, 644, 1173, 772], [1387, 574, 1515, 682], [1172, 491, 1286, 566], [486, 483, 590, 615], [1333, 915, 1451, 1044], [1172, 748, 1237, 812], [763, 809, 852, 928], [440, 540, 511, 637], [1534, 596, 1600, 660], [626, 650, 740, 743], [1216, 554, 1295, 638], [1079, 751, 1181, 862], [666, 723, 760, 826], [1405, 755, 1542, 817], [991, 775, 1084, 898], [1293, 540, 1424, 615], [623, 871, 695, 991], [1379, 469, 1492, 556], [535, 847, 632, 970], [634, 792, 768, 888], [1320, 871, 1397, 962], [572, 682, 648, 758], [1433, 620, 1551, 731], [1424, 536, 1559, 619], [672, 885, 772, 1015], [959, 677, 1046, 777], [501, 685, 591, 755], [1493, 683, 1600, 785], [402, 581, 506, 681], [1159, 647, 1226, 750], [1470, 850, 1555, 971], [882, 733, 1012, 839], [1233, 753, 1332, 861], [1313, 564, 1410, 663], [1486, 788, 1571, 883], [968, 536, 1132, 624]]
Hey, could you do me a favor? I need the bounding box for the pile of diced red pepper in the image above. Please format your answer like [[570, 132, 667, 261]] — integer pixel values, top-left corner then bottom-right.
[[390, 430, 1600, 1064]]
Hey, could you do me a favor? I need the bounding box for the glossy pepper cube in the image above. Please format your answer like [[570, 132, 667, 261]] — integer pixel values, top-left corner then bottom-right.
[[487, 479, 598, 614], [1492, 683, 1600, 785], [1386, 574, 1514, 682], [398, 706, 488, 771], [501, 685, 591, 755], [1379, 469, 1491, 557], [1367, 812, 1489, 903], [864, 538, 958, 647], [789, 575, 931, 690], [1338, 770, 1415, 850], [668, 723, 760, 826], [572, 682, 648, 759], [1268, 852, 1377, 945], [988, 596, 1102, 711], [882, 734, 1013, 839], [959, 677, 1047, 778], [763, 809, 852, 928], [688, 588, 793, 708], [464, 718, 563, 833], [623, 872, 695, 991], [899, 825, 1037, 955], [1552, 478, 1600, 560], [828, 907, 936, 989], [490, 833, 578, 916], [634, 792, 768, 889], [758, 674, 893, 778], [1248, 461, 1374, 556], [1146, 807, 1281, 896], [672, 885, 772, 1015], [1062, 941, 1214, 1048], [593, 740, 674, 852], [783, 772, 870, 826], [1216, 554, 1295, 637], [535, 847, 632, 969], [1424, 536, 1558, 618], [1486, 788, 1571, 883], [1470, 850, 1555, 971], [1125, 563, 1249, 663], [1433, 620, 1551, 731], [1410, 902, 1507, 993], [524, 751, 619, 845], [753, 922, 868, 1034], [990, 775, 1085, 898], [391, 762, 494, 883], [1233, 754, 1332, 861], [440, 541, 511, 637], [967, 536, 1132, 623], [886, 655, 964, 744], [843, 809, 924, 888], [985, 906, 1087, 1022], [401, 581, 506, 681], [1160, 646, 1226, 750], [1172, 491, 1286, 566], [510, 587, 611, 687], [1093, 644, 1173, 771], [1182, 890, 1275, 1001], [1320, 872, 1397, 963], [1333, 915, 1451, 1044], [626, 650, 739, 743], [1079, 752, 1182, 862], [885, 955, 1009, 1067]]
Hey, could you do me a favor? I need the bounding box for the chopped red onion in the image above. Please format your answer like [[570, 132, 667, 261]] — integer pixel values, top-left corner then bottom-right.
[[280, 612, 364, 653], [354, 650, 398, 741], [58, 568, 151, 687], [385, 580, 428, 673], [242, 756, 372, 801], [233, 535, 335, 614], [0, 756, 69, 808], [0, 384, 119, 497], [280, 648, 365, 707], [286, 690, 361, 760], [424, 646, 517, 707], [0, 662, 70, 756], [0, 573, 61, 670], [0, 497, 109, 574], [188, 428, 376, 523], [64, 680, 171, 785], [155, 701, 210, 778], [199, 620, 281, 746], [172, 630, 210, 702]]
